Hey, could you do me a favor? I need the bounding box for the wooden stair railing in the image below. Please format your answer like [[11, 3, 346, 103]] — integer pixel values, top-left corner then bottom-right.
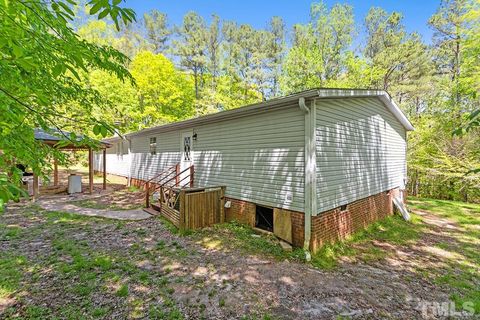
[[145, 164, 194, 209], [141, 163, 179, 188]]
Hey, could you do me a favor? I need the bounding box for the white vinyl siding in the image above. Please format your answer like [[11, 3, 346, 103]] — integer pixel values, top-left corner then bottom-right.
[[315, 97, 407, 213], [193, 105, 305, 212], [94, 140, 131, 177], [128, 131, 181, 182]]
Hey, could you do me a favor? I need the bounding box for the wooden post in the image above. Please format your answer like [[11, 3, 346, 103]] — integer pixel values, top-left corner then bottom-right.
[[32, 173, 39, 201], [88, 148, 94, 194], [179, 190, 186, 231], [220, 186, 226, 223], [145, 182, 150, 208], [189, 165, 194, 187], [102, 148, 107, 190], [175, 163, 180, 186], [53, 158, 58, 186]]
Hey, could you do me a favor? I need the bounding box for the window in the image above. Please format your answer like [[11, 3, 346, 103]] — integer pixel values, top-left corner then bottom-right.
[[149, 137, 156, 155], [183, 136, 191, 161], [340, 204, 347, 212]]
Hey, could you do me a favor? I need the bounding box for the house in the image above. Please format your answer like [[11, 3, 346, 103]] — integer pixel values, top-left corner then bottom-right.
[[94, 88, 414, 253]]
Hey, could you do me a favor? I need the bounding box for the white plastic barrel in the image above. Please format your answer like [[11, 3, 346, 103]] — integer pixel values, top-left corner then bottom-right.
[[68, 174, 82, 194]]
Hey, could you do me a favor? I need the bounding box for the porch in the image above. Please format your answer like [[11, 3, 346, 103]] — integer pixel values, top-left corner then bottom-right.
[[142, 163, 227, 231]]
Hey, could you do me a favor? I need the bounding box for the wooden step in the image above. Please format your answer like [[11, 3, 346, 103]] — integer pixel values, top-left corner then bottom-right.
[[143, 207, 160, 216]]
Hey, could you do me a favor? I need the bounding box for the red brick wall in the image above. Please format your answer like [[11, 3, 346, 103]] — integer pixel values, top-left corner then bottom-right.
[[224, 197, 256, 226], [290, 211, 305, 248], [309, 188, 400, 252], [224, 188, 400, 253]]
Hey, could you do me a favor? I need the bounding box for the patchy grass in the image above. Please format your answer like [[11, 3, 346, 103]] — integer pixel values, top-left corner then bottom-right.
[[310, 197, 479, 313], [193, 221, 305, 262], [115, 284, 129, 297], [408, 197, 480, 314], [0, 205, 186, 319], [0, 254, 27, 298], [2, 197, 478, 318], [311, 214, 424, 269]]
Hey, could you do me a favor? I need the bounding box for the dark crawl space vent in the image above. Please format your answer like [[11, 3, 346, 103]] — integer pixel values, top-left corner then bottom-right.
[[255, 205, 273, 232]]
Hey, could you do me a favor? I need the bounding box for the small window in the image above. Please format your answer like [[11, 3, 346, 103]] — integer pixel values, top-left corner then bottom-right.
[[340, 204, 347, 211], [149, 137, 156, 155]]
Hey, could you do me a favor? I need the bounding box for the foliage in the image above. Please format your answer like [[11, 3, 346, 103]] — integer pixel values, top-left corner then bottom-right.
[[281, 2, 355, 93], [129, 51, 195, 127], [2, 0, 480, 205], [0, 0, 135, 208]]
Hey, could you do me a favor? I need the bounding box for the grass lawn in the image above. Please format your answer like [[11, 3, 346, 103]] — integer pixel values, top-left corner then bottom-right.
[[0, 197, 478, 318], [311, 197, 480, 313]]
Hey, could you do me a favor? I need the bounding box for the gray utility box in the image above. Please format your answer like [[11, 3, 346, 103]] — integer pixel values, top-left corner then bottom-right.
[[68, 174, 82, 194]]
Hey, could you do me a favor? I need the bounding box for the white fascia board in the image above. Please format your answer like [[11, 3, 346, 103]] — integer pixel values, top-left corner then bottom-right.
[[377, 93, 415, 131]]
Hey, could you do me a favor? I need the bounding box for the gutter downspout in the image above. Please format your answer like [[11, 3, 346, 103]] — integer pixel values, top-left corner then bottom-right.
[[299, 97, 313, 261]]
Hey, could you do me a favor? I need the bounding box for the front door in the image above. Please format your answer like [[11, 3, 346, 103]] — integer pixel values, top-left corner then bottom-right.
[[180, 131, 193, 187]]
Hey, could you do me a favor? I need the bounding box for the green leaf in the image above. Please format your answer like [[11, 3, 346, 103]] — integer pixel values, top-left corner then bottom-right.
[[52, 64, 64, 78], [468, 109, 480, 120], [93, 124, 101, 135], [112, 0, 121, 5], [89, 2, 103, 15], [58, 2, 75, 17], [100, 125, 108, 137], [98, 8, 110, 20], [12, 44, 23, 58], [65, 64, 81, 81]]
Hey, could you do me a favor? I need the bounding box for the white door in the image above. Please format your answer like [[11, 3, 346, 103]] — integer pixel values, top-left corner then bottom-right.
[[180, 131, 193, 187]]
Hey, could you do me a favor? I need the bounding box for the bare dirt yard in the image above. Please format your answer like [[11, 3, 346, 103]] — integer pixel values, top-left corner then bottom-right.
[[0, 196, 478, 319]]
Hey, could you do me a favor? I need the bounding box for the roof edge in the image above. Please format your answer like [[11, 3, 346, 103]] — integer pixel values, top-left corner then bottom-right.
[[103, 88, 414, 142]]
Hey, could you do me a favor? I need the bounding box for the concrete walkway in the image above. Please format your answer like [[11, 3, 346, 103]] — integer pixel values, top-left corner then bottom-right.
[[38, 199, 152, 221]]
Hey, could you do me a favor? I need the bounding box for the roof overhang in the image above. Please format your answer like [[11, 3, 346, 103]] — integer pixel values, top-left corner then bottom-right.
[[34, 128, 112, 149], [104, 88, 414, 143]]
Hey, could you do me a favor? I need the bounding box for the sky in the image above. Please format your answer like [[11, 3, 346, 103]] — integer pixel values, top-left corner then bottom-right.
[[128, 0, 440, 45]]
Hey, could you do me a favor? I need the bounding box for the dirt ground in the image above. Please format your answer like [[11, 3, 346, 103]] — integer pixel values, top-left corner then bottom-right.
[[2, 197, 472, 319]]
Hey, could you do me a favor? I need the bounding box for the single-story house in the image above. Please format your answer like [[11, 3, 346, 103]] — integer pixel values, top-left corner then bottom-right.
[[95, 88, 413, 252]]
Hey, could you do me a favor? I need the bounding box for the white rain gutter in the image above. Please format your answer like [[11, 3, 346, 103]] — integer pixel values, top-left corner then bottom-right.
[[299, 97, 315, 261]]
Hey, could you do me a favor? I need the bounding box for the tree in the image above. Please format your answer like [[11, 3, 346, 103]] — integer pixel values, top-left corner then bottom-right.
[[0, 0, 135, 208], [144, 9, 170, 53], [174, 12, 208, 104], [267, 17, 286, 97], [130, 51, 195, 126], [363, 7, 433, 114], [207, 15, 221, 90], [281, 2, 355, 93], [282, 2, 355, 91]]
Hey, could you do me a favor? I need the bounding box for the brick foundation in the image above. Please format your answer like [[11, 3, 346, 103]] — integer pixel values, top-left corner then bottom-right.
[[225, 188, 401, 253], [309, 188, 400, 252], [100, 172, 402, 253]]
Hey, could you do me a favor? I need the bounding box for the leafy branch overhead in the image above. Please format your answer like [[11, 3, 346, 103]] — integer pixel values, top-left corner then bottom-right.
[[0, 0, 136, 207]]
